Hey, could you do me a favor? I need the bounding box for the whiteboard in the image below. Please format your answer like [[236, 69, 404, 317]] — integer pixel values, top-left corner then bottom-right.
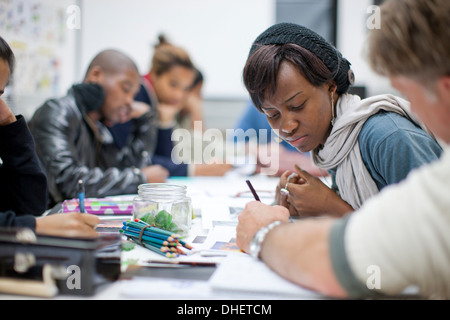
[[80, 0, 275, 99]]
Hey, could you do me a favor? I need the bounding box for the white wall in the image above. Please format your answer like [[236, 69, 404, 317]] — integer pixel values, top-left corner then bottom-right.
[[77, 0, 398, 100], [79, 0, 397, 130], [79, 0, 275, 100], [2, 0, 398, 125], [337, 0, 395, 96]]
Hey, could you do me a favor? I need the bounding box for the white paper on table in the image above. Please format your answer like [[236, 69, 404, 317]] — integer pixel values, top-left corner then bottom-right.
[[209, 254, 323, 299], [118, 276, 303, 300]]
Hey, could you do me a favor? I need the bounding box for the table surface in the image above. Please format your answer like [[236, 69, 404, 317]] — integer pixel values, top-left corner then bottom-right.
[[0, 175, 328, 300]]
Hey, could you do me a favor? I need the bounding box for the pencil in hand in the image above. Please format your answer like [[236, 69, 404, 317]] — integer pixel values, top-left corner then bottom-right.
[[77, 179, 85, 213], [245, 180, 261, 201]]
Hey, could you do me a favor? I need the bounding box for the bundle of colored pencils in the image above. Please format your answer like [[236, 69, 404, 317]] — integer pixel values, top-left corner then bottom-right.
[[120, 219, 193, 258]]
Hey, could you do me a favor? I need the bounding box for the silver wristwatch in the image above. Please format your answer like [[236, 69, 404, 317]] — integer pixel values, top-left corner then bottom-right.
[[249, 221, 282, 259]]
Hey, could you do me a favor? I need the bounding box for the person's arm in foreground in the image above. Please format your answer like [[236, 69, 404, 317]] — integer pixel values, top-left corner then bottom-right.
[[35, 213, 99, 238], [1, 209, 99, 238], [236, 201, 347, 297], [0, 99, 100, 238], [0, 99, 48, 215], [238, 145, 450, 299]]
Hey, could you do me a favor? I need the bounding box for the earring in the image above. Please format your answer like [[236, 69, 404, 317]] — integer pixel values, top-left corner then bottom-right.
[[331, 92, 336, 126]]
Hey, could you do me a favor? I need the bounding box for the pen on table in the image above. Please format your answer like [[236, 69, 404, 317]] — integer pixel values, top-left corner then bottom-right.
[[245, 180, 260, 201], [78, 179, 85, 213]]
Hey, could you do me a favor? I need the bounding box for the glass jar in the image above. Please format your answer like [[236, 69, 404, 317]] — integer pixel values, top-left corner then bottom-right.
[[133, 183, 192, 237]]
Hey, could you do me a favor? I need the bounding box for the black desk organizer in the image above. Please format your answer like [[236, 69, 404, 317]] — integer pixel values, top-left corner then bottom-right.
[[0, 228, 121, 297]]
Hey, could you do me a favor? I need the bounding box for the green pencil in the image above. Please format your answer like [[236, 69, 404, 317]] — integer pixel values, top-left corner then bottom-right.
[[128, 237, 179, 258], [122, 225, 177, 242], [123, 220, 193, 251], [124, 232, 178, 247], [130, 220, 180, 238], [141, 242, 179, 258], [125, 221, 180, 240]]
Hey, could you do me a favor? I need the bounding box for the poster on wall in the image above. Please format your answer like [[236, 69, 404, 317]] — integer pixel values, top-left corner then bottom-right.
[[0, 0, 77, 119]]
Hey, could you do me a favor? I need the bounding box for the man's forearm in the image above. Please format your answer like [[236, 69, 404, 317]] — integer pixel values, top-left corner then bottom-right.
[[259, 218, 348, 297]]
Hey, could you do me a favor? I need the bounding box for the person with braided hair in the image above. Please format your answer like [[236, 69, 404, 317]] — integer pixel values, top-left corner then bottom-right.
[[243, 23, 442, 218]]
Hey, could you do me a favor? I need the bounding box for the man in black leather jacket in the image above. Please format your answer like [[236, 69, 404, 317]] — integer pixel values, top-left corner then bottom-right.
[[29, 50, 168, 205]]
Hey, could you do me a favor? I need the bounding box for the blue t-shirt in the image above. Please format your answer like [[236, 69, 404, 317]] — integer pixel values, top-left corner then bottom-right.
[[329, 111, 442, 192]]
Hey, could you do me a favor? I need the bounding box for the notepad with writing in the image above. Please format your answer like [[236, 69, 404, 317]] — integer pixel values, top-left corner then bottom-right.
[[209, 254, 322, 298]]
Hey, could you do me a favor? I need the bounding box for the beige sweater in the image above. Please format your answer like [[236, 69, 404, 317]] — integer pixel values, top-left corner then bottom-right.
[[330, 144, 450, 299]]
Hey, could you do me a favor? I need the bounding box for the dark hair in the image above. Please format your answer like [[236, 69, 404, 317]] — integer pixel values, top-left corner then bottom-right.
[[243, 43, 336, 111], [151, 34, 194, 76], [191, 68, 204, 89], [0, 36, 15, 74]]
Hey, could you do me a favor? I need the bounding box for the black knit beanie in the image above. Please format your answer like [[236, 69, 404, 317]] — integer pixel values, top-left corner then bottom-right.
[[249, 23, 354, 94]]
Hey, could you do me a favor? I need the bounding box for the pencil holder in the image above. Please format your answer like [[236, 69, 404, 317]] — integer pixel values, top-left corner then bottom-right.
[[133, 183, 192, 237]]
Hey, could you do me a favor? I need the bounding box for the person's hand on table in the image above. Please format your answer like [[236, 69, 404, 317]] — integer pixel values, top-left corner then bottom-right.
[[236, 201, 289, 253], [141, 164, 169, 183], [35, 213, 100, 238], [194, 163, 233, 176]]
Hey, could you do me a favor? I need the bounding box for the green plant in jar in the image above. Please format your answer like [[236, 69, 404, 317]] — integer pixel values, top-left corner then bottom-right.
[[140, 209, 179, 233], [133, 183, 192, 236]]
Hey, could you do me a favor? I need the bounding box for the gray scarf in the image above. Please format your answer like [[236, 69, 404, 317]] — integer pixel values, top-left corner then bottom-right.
[[312, 93, 425, 209]]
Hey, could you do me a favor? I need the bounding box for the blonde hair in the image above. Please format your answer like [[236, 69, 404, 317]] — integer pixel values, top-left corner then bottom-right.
[[366, 0, 450, 85], [151, 34, 194, 76]]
